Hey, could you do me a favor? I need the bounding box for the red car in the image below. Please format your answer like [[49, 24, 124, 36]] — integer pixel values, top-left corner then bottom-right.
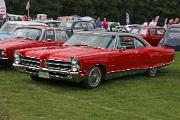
[[13, 31, 175, 88], [0, 26, 72, 63], [130, 26, 165, 46]]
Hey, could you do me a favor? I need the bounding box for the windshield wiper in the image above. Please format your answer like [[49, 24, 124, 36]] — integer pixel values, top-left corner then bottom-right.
[[15, 37, 26, 39], [73, 44, 91, 47]]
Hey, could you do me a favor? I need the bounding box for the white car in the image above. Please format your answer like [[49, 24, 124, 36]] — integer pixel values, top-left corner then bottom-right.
[[0, 21, 47, 40], [0, 21, 47, 33]]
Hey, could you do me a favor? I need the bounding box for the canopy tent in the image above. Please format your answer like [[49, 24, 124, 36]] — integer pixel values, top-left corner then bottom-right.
[[0, 0, 6, 19]]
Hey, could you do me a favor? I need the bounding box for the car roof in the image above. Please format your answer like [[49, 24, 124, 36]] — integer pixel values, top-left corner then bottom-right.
[[168, 24, 180, 28], [41, 20, 61, 23], [75, 31, 134, 36], [5, 21, 47, 26], [16, 26, 71, 30]]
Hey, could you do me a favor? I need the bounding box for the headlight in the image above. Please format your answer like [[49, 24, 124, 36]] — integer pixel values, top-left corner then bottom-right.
[[14, 51, 21, 64], [71, 57, 81, 72], [0, 50, 6, 57]]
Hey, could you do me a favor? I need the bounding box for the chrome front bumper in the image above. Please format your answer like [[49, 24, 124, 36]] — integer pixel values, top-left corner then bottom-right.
[[13, 63, 85, 83], [0, 57, 9, 61]]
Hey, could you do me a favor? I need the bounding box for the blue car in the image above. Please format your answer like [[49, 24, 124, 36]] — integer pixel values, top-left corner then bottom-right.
[[159, 24, 180, 51]]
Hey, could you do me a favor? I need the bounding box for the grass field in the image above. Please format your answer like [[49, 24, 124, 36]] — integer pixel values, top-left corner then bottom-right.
[[0, 53, 180, 120]]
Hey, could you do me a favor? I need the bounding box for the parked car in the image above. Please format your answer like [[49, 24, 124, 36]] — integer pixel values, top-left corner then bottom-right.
[[13, 31, 175, 88], [0, 26, 72, 63], [159, 24, 180, 51], [59, 20, 96, 32], [0, 21, 47, 40], [125, 24, 140, 32], [108, 25, 128, 33], [130, 26, 165, 46], [40, 20, 61, 27]]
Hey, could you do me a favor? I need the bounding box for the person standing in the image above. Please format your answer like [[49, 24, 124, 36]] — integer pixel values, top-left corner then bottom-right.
[[103, 18, 108, 29], [96, 17, 102, 28], [174, 18, 180, 24]]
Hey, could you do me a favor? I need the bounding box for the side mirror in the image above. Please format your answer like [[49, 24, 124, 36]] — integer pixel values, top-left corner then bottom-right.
[[46, 39, 53, 42]]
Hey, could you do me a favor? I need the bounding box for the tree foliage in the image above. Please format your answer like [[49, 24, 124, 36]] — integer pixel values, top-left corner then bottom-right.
[[5, 0, 180, 24]]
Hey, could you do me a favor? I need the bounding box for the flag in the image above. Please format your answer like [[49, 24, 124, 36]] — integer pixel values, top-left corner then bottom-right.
[[126, 12, 130, 25], [26, 1, 30, 10]]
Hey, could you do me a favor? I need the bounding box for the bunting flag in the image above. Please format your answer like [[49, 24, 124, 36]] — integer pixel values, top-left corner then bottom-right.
[[0, 0, 6, 15], [126, 12, 130, 25], [26, 1, 31, 10]]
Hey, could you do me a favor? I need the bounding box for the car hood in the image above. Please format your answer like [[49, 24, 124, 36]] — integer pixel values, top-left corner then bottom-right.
[[23, 46, 106, 61], [0, 38, 38, 50]]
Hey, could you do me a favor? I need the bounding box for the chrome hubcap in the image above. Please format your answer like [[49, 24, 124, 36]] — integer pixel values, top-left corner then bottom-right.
[[88, 67, 101, 87], [149, 67, 157, 77]]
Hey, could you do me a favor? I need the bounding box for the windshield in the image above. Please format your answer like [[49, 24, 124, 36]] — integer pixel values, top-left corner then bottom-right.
[[59, 21, 73, 27], [0, 33, 12, 40], [130, 28, 139, 34], [12, 28, 42, 40], [0, 23, 22, 33], [64, 33, 116, 49]]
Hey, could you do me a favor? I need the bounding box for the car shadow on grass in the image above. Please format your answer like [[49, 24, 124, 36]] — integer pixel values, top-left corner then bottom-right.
[[31, 77, 85, 90]]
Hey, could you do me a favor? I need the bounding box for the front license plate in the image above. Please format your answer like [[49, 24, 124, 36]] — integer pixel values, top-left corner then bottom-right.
[[39, 71, 49, 79]]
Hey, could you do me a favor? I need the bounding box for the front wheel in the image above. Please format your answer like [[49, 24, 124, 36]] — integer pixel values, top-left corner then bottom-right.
[[82, 67, 103, 89], [146, 67, 158, 77]]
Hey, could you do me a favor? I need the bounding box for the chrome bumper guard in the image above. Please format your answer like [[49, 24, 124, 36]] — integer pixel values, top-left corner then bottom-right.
[[13, 63, 84, 83]]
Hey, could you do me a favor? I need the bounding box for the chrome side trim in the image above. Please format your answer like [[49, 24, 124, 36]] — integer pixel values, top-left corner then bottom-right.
[[107, 61, 174, 74]]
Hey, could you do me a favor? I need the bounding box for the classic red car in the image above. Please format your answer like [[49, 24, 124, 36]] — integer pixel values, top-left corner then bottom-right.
[[130, 26, 165, 46], [0, 26, 73, 63], [13, 31, 175, 88]]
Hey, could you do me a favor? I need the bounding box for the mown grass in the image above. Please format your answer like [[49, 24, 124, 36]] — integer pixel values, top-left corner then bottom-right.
[[0, 53, 180, 120]]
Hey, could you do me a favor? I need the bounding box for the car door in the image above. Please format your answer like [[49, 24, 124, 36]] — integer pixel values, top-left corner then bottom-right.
[[111, 36, 140, 71], [42, 30, 59, 46], [133, 36, 151, 68]]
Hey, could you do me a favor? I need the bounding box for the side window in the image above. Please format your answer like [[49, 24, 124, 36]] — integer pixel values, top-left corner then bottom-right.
[[117, 36, 135, 49], [150, 29, 157, 35], [74, 22, 87, 29], [55, 30, 67, 41], [133, 37, 145, 48], [87, 22, 95, 29], [44, 30, 55, 40]]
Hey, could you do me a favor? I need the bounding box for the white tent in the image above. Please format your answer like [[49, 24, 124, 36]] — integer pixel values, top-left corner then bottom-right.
[[0, 0, 6, 15]]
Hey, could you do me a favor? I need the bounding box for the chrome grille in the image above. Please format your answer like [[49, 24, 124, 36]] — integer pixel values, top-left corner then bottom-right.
[[20, 56, 40, 67], [45, 60, 72, 71]]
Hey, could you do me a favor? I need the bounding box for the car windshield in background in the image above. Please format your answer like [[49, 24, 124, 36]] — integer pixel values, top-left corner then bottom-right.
[[0, 23, 22, 33], [46, 22, 61, 27], [12, 28, 42, 40], [65, 33, 116, 49], [59, 21, 73, 27], [130, 28, 139, 34]]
